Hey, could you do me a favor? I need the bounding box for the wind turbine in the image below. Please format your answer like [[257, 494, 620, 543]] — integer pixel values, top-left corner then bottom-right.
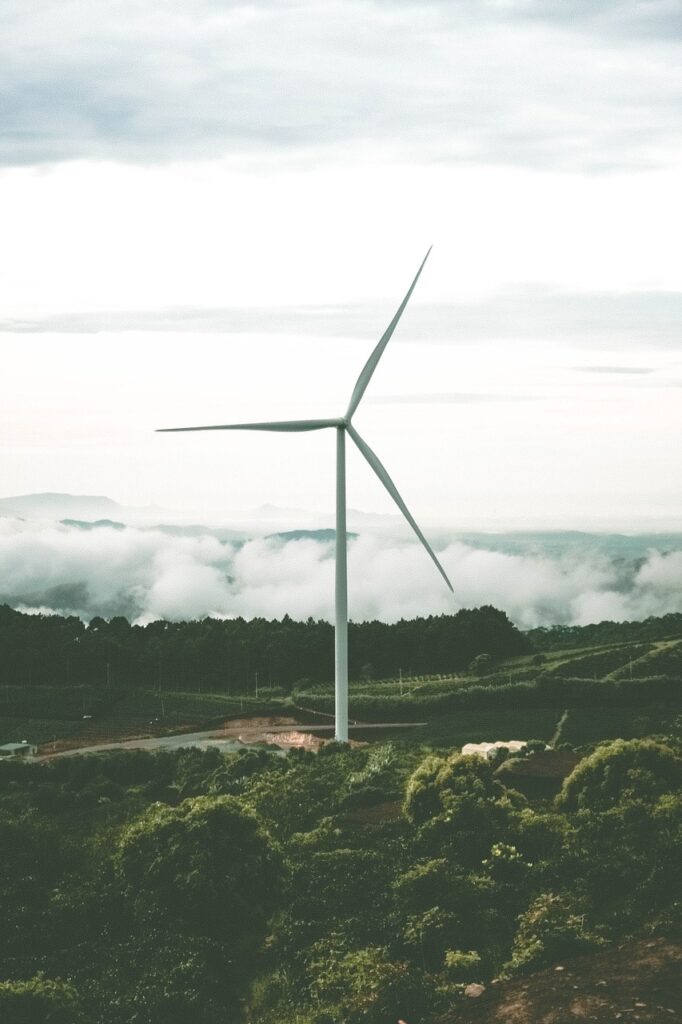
[[157, 249, 453, 741]]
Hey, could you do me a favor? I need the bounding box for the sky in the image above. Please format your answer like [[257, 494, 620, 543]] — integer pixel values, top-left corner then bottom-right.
[[2, 0, 682, 536]]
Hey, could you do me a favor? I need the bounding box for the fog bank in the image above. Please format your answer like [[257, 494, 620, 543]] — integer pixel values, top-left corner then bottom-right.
[[2, 517, 682, 629]]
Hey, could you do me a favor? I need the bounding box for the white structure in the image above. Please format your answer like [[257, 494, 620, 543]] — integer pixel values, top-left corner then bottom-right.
[[158, 250, 453, 742], [462, 740, 528, 761], [0, 740, 37, 759]]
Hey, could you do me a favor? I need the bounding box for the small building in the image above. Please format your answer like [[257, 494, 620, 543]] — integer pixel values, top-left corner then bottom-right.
[[0, 741, 38, 759], [461, 740, 527, 761]]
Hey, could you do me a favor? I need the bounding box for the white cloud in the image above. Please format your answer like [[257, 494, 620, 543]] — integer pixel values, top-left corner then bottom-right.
[[2, 2, 681, 536], [3, 516, 682, 628], [1, 0, 680, 170]]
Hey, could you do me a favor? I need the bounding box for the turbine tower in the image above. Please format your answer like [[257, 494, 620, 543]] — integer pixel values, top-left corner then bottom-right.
[[157, 249, 453, 741]]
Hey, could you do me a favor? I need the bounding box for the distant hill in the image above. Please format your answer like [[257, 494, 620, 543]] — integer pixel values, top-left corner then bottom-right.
[[266, 529, 359, 543], [60, 518, 127, 531], [4, 496, 682, 576], [0, 492, 123, 520], [451, 529, 682, 560]]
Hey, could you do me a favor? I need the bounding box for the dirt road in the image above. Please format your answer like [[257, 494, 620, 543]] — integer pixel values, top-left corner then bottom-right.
[[39, 717, 427, 758]]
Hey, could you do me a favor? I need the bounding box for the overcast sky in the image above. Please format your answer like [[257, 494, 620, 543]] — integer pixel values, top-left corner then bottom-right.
[[2, 0, 682, 532]]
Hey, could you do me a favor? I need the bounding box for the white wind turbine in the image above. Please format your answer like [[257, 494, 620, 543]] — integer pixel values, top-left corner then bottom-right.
[[158, 249, 453, 741]]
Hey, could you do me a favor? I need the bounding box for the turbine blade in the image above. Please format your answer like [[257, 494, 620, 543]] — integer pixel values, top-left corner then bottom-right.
[[347, 424, 453, 592], [345, 247, 432, 420], [157, 418, 342, 433]]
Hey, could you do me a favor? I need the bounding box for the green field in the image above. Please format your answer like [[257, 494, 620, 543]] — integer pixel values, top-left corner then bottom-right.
[[349, 704, 678, 748], [350, 708, 561, 748], [4, 696, 673, 754], [111, 689, 274, 719], [559, 705, 679, 746], [2, 678, 679, 752], [0, 717, 82, 746], [1, 629, 680, 753]]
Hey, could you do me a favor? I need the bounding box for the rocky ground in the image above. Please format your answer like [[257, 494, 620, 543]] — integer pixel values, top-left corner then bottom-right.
[[436, 938, 681, 1024]]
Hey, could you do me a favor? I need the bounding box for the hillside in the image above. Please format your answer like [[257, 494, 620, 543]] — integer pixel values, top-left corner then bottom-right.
[[0, 732, 679, 1023]]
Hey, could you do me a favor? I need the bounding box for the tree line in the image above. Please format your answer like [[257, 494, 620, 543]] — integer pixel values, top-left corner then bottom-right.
[[0, 604, 530, 692], [528, 612, 682, 651]]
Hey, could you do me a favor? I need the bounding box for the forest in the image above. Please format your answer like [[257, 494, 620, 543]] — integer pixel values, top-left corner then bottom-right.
[[0, 603, 530, 691]]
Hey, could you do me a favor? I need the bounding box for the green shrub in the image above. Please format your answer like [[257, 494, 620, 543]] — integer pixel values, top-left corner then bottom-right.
[[443, 949, 482, 982], [404, 753, 495, 826], [557, 738, 682, 811], [403, 907, 461, 971], [309, 945, 432, 1024], [503, 893, 605, 976], [0, 976, 86, 1023], [116, 795, 282, 956], [469, 653, 495, 674]]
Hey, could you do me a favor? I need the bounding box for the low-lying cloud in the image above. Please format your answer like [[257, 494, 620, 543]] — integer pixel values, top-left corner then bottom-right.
[[2, 517, 682, 630], [4, 292, 681, 350]]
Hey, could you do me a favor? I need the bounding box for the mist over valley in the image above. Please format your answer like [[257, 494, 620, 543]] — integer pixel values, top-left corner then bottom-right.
[[2, 493, 682, 629]]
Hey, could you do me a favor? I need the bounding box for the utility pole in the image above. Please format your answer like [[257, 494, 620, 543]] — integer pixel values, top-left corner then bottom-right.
[[399, 667, 403, 697]]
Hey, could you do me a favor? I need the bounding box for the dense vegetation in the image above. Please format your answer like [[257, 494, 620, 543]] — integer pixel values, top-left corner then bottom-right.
[[1, 605, 682, 1020], [0, 736, 680, 1023], [0, 603, 530, 692], [2, 605, 682, 754], [528, 612, 682, 651]]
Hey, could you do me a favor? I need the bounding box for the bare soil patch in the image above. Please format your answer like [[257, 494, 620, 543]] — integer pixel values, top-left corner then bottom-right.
[[435, 938, 681, 1024], [495, 749, 581, 800], [209, 716, 365, 749], [209, 716, 327, 748]]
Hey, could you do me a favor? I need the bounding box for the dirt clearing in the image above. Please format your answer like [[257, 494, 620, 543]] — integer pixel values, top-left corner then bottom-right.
[[436, 938, 681, 1024]]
